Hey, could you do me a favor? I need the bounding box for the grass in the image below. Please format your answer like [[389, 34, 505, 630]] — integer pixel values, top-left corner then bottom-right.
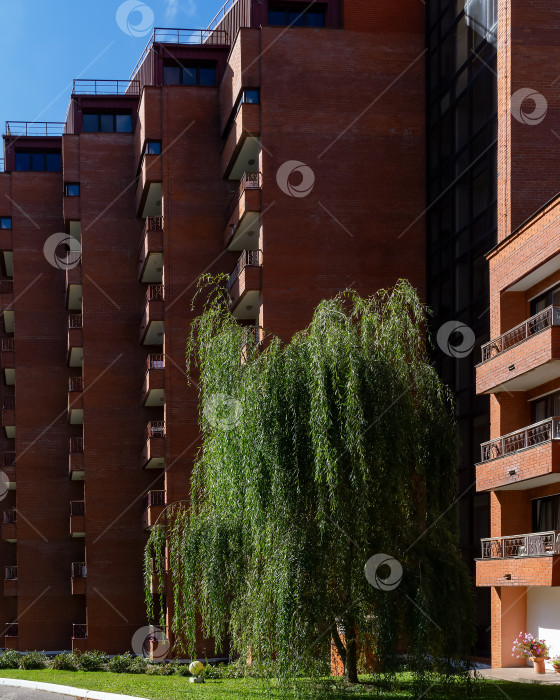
[[0, 669, 556, 699]]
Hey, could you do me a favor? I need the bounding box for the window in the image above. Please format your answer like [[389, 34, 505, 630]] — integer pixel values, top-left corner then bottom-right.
[[65, 184, 80, 197], [531, 285, 560, 316], [268, 4, 326, 27], [145, 141, 162, 156], [531, 391, 560, 423], [0, 218, 11, 229], [82, 112, 132, 133], [163, 62, 217, 87], [532, 494, 560, 532], [15, 151, 62, 172]]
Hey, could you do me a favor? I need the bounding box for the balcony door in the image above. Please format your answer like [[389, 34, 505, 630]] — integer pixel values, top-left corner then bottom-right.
[[531, 391, 560, 423], [531, 285, 560, 315], [533, 494, 560, 532]]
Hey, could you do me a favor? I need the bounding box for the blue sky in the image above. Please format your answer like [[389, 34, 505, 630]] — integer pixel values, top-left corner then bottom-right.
[[0, 0, 225, 131]]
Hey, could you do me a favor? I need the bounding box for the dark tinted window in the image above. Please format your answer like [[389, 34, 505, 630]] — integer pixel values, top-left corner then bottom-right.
[[65, 183, 80, 197], [82, 114, 98, 132], [0, 218, 12, 229], [268, 5, 326, 26], [82, 113, 132, 133], [199, 67, 216, 86], [15, 153, 31, 171], [145, 141, 162, 155], [46, 153, 62, 172], [163, 62, 217, 86], [15, 151, 61, 172], [163, 66, 181, 85], [116, 114, 132, 133], [243, 89, 260, 104], [182, 67, 197, 86]]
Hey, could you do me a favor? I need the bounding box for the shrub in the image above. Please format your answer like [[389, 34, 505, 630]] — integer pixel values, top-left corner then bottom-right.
[[77, 650, 106, 672], [0, 650, 21, 669], [128, 656, 149, 674], [19, 652, 48, 670], [108, 653, 133, 674], [51, 652, 78, 671]]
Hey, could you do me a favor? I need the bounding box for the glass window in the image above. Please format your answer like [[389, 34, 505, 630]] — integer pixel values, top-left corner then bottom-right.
[[268, 5, 326, 27], [198, 67, 216, 86], [145, 141, 162, 155], [32, 153, 45, 171], [15, 151, 61, 172], [307, 11, 325, 27], [164, 63, 217, 87], [65, 184, 80, 197], [163, 66, 181, 85], [100, 114, 114, 133], [268, 9, 285, 25], [46, 153, 62, 172], [243, 89, 260, 104], [532, 494, 560, 532], [82, 114, 98, 132], [0, 218, 12, 229], [115, 114, 132, 133], [15, 153, 31, 171], [182, 67, 197, 86]]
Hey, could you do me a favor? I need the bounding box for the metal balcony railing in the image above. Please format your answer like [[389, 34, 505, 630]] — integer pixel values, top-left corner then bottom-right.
[[5, 566, 17, 580], [70, 501, 85, 517], [5, 623, 18, 637], [480, 417, 560, 462], [147, 421, 165, 439], [481, 305, 560, 362], [71, 562, 87, 578], [226, 249, 262, 292], [2, 395, 15, 411], [1, 339, 14, 352], [69, 314, 82, 329], [147, 284, 164, 302], [5, 121, 65, 137], [225, 171, 262, 221], [0, 280, 13, 295], [148, 354, 165, 371], [70, 437, 84, 453], [72, 79, 140, 95], [69, 377, 84, 392], [139, 217, 163, 259], [73, 623, 87, 639], [3, 510, 16, 525], [144, 490, 166, 509], [481, 531, 560, 558], [3, 451, 15, 467]]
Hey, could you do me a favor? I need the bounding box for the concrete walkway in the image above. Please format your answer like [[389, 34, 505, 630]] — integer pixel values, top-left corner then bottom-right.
[[477, 667, 560, 684], [0, 679, 149, 700]]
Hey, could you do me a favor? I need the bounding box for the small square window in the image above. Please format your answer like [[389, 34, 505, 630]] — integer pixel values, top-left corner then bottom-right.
[[145, 141, 162, 155], [164, 66, 181, 85], [243, 89, 260, 104], [15, 153, 31, 171], [46, 153, 62, 172], [116, 114, 132, 133], [82, 114, 98, 132], [100, 114, 114, 133], [198, 67, 216, 86], [0, 218, 12, 230], [65, 184, 80, 197]]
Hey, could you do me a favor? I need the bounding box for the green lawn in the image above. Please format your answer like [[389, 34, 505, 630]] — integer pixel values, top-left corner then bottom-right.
[[0, 669, 557, 699]]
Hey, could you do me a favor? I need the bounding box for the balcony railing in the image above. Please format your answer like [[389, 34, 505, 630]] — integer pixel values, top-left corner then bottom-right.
[[480, 417, 560, 462], [69, 377, 84, 392], [73, 623, 87, 639], [3, 510, 16, 525], [481, 305, 560, 362], [225, 171, 262, 221], [5, 623, 17, 637], [148, 354, 165, 371], [2, 395, 15, 411], [0, 280, 13, 295], [70, 501, 85, 517], [144, 490, 166, 509], [147, 284, 164, 302], [69, 314, 82, 329], [1, 339, 14, 352], [72, 79, 140, 95], [71, 562, 87, 578], [5, 566, 17, 580], [481, 531, 560, 558], [147, 421, 165, 439], [3, 451, 15, 467], [226, 249, 262, 292], [5, 121, 65, 137], [70, 437, 84, 453]]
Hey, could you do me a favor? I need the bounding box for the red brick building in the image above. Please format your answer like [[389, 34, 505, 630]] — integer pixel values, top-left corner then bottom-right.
[[0, 0, 426, 654], [475, 0, 560, 671]]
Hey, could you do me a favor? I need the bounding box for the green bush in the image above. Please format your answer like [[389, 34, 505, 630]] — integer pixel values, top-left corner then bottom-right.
[[51, 652, 78, 671], [77, 650, 106, 672], [128, 656, 149, 674], [19, 652, 48, 670], [0, 650, 21, 669], [108, 653, 133, 674]]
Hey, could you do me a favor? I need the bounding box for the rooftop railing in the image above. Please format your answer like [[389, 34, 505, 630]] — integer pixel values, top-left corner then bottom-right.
[[72, 79, 140, 96], [226, 249, 262, 292], [481, 305, 560, 362], [5, 121, 65, 137], [481, 531, 560, 558], [480, 417, 560, 462]]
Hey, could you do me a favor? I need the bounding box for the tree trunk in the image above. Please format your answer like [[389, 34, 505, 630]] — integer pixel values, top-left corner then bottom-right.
[[343, 619, 359, 683]]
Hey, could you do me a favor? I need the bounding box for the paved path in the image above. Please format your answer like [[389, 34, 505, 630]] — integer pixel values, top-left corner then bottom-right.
[[0, 690, 71, 700], [478, 666, 560, 684]]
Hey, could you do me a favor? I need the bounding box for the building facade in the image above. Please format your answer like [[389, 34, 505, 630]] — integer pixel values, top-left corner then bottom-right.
[[0, 0, 426, 654]]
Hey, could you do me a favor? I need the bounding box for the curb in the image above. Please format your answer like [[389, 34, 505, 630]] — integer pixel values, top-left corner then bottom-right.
[[0, 678, 150, 700]]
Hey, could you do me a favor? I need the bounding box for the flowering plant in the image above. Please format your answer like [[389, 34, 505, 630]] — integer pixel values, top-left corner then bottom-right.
[[512, 632, 549, 659], [552, 656, 560, 667]]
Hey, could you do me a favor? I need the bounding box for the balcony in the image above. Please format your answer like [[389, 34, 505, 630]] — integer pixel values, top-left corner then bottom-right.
[[2, 338, 15, 386], [227, 250, 262, 320], [67, 314, 83, 367], [138, 218, 163, 283], [139, 285, 164, 345], [0, 225, 13, 277], [476, 531, 560, 587], [69, 437, 84, 480], [2, 510, 16, 542], [136, 153, 162, 218], [70, 500, 85, 538], [0, 280, 14, 334], [68, 377, 84, 425], [477, 417, 560, 491], [72, 623, 87, 654], [477, 306, 560, 394], [222, 102, 260, 179], [71, 562, 86, 596], [3, 451, 16, 489], [4, 566, 17, 597], [224, 172, 262, 250], [142, 354, 165, 407], [2, 395, 15, 439], [65, 260, 82, 312], [4, 623, 18, 650], [141, 421, 165, 469], [142, 490, 166, 530]]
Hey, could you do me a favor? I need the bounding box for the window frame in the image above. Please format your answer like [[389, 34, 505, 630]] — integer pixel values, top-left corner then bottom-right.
[[163, 61, 217, 87], [15, 151, 62, 173], [82, 112, 133, 134]]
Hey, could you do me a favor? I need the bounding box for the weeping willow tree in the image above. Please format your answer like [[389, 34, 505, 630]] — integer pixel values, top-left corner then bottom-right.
[[145, 278, 474, 685]]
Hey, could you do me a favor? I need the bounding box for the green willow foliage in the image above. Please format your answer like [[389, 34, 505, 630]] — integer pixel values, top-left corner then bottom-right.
[[145, 278, 475, 680]]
